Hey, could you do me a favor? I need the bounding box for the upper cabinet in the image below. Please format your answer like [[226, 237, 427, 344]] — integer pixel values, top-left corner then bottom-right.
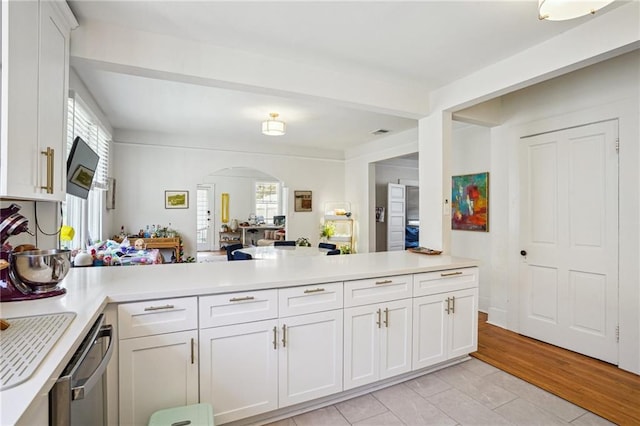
[[1, 0, 77, 201]]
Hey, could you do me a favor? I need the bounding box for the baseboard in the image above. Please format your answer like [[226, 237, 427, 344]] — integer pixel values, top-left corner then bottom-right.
[[487, 307, 507, 328]]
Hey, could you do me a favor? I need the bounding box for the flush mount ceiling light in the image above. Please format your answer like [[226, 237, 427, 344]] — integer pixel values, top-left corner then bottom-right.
[[538, 0, 615, 20], [261, 113, 286, 136]]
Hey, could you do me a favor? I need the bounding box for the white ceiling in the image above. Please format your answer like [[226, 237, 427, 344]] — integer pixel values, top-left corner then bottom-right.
[[67, 1, 620, 157]]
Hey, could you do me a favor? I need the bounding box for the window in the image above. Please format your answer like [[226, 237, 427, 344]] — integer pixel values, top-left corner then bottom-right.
[[255, 181, 280, 224], [62, 95, 111, 249]]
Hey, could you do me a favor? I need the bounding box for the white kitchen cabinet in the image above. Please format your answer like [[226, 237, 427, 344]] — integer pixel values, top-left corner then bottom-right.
[[412, 287, 478, 370], [199, 284, 343, 424], [344, 298, 412, 390], [278, 309, 343, 407], [119, 331, 199, 426], [200, 309, 343, 424], [118, 297, 199, 426], [199, 319, 279, 425], [0, 0, 76, 200]]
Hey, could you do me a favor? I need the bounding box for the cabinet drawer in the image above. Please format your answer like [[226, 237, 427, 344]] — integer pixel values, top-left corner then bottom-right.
[[118, 297, 198, 339], [413, 267, 479, 296], [200, 289, 278, 328], [344, 275, 412, 307], [278, 282, 343, 317]]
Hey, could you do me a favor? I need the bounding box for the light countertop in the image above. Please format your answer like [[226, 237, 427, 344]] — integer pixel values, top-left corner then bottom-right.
[[0, 251, 478, 425]]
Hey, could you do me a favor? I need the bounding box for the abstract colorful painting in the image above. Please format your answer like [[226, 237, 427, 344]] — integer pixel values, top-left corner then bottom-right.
[[451, 172, 489, 232]]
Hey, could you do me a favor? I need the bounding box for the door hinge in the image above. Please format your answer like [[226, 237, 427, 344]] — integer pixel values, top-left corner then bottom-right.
[[615, 325, 619, 343], [615, 138, 619, 153]]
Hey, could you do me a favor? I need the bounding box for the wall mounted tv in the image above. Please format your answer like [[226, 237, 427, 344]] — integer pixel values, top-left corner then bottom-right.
[[66, 136, 99, 199]]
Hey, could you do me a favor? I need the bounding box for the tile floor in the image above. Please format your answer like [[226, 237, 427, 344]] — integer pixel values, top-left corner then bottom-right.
[[265, 359, 613, 426]]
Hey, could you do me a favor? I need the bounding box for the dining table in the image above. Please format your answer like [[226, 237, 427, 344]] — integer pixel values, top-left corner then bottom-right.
[[238, 245, 331, 260]]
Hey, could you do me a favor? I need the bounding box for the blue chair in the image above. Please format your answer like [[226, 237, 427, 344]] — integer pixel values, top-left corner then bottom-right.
[[232, 251, 253, 261], [326, 249, 341, 255], [318, 242, 337, 250], [225, 243, 243, 261], [274, 240, 296, 246]]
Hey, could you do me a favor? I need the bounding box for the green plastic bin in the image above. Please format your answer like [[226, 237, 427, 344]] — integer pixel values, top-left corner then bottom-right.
[[148, 403, 214, 426]]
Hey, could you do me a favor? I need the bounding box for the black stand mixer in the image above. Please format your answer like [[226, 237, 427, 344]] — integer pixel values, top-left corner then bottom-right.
[[0, 203, 68, 301]]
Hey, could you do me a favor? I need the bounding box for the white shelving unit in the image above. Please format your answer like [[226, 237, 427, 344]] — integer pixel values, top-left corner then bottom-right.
[[323, 202, 355, 253]]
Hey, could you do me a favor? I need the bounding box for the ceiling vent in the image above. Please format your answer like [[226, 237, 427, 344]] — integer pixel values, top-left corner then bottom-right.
[[371, 129, 391, 135]]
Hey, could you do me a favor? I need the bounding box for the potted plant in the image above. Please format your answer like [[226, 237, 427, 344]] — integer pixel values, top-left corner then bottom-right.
[[320, 222, 335, 241], [296, 237, 311, 247]]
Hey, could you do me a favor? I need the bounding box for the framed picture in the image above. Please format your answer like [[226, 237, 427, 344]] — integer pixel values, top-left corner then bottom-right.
[[294, 190, 312, 212], [451, 172, 489, 232], [165, 190, 189, 209], [69, 165, 95, 191]]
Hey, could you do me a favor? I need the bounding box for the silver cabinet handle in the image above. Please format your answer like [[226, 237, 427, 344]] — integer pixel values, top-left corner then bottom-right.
[[375, 279, 393, 285], [304, 288, 325, 294], [230, 296, 255, 302], [376, 309, 382, 328], [445, 297, 451, 314], [144, 304, 175, 311], [384, 308, 389, 327], [451, 296, 456, 314], [190, 338, 195, 364], [282, 324, 287, 347], [441, 271, 463, 277], [273, 326, 278, 350]]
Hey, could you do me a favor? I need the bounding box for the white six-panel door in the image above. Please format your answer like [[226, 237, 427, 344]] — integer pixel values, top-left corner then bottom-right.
[[387, 183, 406, 251], [519, 120, 619, 363]]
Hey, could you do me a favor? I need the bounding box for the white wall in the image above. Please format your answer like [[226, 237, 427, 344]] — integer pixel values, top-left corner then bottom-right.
[[109, 137, 345, 257], [450, 124, 492, 313]]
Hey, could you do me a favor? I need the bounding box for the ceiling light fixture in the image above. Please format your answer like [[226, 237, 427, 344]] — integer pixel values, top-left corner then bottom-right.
[[261, 113, 286, 136], [538, 0, 615, 20]]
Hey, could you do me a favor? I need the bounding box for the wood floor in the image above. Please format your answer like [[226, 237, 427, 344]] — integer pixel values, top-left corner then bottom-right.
[[471, 312, 640, 425]]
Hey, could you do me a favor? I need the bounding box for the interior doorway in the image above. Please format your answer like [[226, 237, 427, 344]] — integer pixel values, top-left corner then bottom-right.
[[371, 153, 419, 252], [197, 167, 285, 254]]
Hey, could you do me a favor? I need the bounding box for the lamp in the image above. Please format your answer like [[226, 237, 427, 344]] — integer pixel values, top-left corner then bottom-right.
[[538, 0, 615, 20], [261, 113, 286, 136]]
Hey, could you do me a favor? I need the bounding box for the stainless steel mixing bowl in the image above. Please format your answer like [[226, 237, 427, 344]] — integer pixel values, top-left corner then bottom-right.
[[9, 249, 71, 293]]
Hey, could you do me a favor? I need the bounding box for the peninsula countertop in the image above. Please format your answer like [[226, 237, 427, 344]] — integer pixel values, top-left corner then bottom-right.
[[0, 251, 479, 426]]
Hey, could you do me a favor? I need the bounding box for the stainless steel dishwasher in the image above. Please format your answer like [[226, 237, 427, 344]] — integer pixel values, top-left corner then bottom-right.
[[50, 314, 114, 426]]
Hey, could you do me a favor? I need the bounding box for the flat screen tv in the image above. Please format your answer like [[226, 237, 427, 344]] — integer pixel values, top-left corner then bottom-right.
[[66, 136, 99, 199]]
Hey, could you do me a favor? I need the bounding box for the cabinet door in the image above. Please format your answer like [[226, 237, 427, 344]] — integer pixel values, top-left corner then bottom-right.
[[1, 0, 39, 198], [344, 305, 379, 390], [199, 320, 278, 425], [37, 0, 69, 200], [379, 298, 412, 380], [119, 330, 198, 426], [448, 288, 478, 359], [279, 310, 343, 407], [413, 294, 448, 369]]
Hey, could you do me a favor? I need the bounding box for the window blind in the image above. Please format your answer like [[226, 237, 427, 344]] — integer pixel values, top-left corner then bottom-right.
[[63, 96, 112, 249]]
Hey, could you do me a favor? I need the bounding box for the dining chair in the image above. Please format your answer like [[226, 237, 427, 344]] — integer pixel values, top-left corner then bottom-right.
[[274, 240, 296, 246], [326, 249, 341, 255], [225, 243, 244, 261], [318, 242, 337, 250], [232, 251, 253, 261]]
